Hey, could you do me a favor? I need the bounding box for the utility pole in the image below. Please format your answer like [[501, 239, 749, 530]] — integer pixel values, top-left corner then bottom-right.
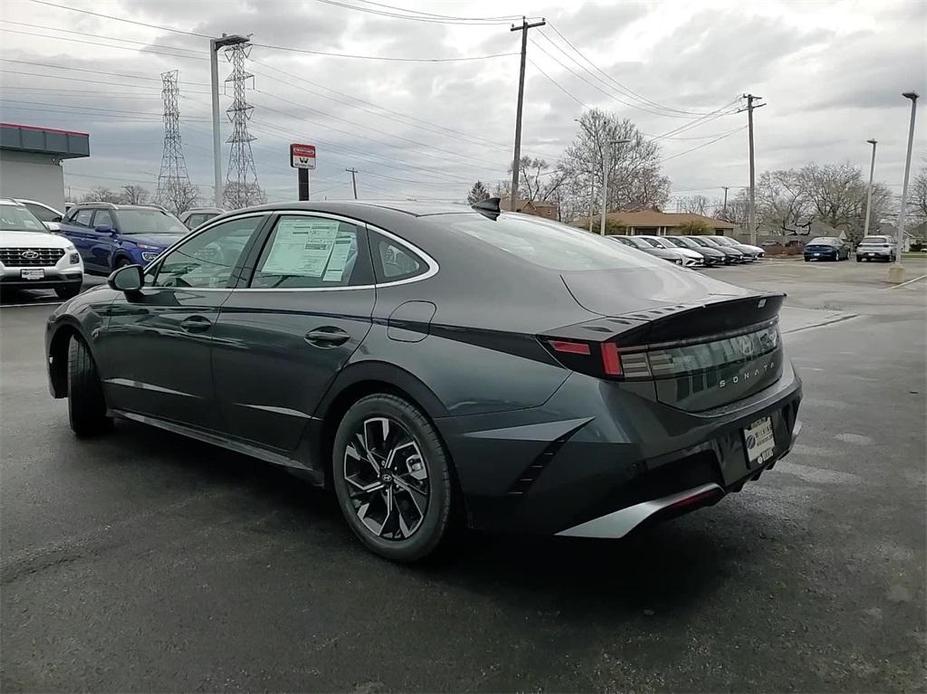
[[889, 91, 919, 283], [863, 139, 877, 239], [509, 16, 546, 212], [739, 94, 766, 245], [722, 186, 729, 218], [345, 168, 359, 199], [588, 179, 595, 232], [209, 34, 249, 207]]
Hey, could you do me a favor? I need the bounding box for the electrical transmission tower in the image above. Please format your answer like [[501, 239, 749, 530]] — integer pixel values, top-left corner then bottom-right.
[[156, 70, 195, 214], [223, 41, 263, 209]]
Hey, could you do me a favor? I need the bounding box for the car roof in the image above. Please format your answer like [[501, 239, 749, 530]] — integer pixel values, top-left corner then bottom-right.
[[240, 200, 477, 218]]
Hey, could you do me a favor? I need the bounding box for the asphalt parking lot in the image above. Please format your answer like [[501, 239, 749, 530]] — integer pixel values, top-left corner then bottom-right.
[[2, 259, 925, 692]]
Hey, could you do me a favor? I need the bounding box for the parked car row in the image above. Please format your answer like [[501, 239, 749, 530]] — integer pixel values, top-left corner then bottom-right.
[[609, 234, 764, 267], [802, 235, 898, 263]]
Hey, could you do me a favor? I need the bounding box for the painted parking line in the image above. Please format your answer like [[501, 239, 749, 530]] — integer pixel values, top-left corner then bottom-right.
[[886, 273, 927, 290]]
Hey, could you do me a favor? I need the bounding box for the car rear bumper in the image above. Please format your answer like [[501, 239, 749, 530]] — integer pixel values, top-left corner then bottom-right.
[[438, 361, 802, 536], [857, 251, 893, 259]]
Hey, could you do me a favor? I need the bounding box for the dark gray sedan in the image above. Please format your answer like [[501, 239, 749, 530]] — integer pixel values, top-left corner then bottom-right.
[[45, 200, 802, 561]]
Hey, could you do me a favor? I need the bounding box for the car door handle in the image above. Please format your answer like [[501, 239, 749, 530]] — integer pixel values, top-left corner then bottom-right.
[[180, 315, 212, 333], [304, 327, 350, 347]]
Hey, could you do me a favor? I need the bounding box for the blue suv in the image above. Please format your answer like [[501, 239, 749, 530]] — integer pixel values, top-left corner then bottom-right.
[[59, 203, 190, 274]]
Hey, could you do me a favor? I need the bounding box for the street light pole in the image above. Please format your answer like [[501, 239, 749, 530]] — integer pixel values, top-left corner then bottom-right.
[[863, 139, 877, 239], [889, 91, 919, 284], [600, 138, 631, 235], [209, 34, 249, 208]]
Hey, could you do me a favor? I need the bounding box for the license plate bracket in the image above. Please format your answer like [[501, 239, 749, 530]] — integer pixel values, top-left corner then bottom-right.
[[743, 416, 776, 467], [21, 268, 45, 280]]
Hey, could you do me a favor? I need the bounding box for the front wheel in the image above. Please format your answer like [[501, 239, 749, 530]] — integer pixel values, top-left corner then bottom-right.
[[67, 336, 112, 437], [332, 394, 453, 562]]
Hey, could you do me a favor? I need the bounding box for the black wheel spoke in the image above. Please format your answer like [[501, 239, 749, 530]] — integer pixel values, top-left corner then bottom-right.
[[344, 416, 430, 542]]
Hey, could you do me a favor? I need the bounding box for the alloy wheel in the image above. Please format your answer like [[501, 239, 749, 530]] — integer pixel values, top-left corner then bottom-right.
[[343, 417, 430, 541]]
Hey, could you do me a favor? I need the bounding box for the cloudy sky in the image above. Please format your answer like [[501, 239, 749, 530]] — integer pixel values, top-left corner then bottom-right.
[[1, 0, 924, 208]]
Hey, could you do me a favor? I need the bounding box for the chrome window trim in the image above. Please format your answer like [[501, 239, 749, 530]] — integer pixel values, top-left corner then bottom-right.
[[141, 209, 439, 293], [238, 210, 438, 292]]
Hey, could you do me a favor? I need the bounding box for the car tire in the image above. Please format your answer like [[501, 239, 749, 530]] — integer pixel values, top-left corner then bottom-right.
[[55, 285, 81, 300], [67, 336, 112, 437], [112, 257, 131, 271], [856, 257, 861, 262], [332, 393, 453, 562]]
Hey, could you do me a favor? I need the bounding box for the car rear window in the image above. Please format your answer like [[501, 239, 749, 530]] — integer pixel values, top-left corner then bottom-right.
[[860, 237, 890, 245], [446, 214, 664, 270]]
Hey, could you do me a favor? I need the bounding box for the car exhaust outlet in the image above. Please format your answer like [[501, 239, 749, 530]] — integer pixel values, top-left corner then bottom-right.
[[555, 483, 724, 539]]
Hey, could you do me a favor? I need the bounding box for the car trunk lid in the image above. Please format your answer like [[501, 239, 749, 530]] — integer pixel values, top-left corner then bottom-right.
[[542, 269, 785, 411]]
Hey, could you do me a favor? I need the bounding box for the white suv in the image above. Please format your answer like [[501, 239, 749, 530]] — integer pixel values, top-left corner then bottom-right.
[[0, 199, 84, 299]]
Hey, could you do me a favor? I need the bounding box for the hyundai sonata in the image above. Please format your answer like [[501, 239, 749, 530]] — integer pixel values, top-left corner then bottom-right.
[[46, 199, 802, 561]]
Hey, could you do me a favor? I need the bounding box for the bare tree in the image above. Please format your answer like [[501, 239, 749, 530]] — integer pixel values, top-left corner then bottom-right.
[[81, 186, 122, 203], [676, 194, 712, 216], [910, 168, 927, 220], [558, 109, 670, 217], [512, 157, 564, 204], [160, 181, 200, 215], [223, 181, 265, 210], [121, 185, 150, 205], [756, 169, 810, 233]]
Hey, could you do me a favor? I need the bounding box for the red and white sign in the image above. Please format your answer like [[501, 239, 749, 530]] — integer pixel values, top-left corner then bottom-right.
[[290, 143, 316, 169]]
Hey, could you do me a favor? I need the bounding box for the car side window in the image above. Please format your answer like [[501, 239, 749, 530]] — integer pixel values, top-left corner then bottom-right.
[[370, 231, 427, 283], [93, 210, 114, 229], [153, 216, 263, 289], [24, 203, 57, 222], [250, 215, 373, 289], [73, 209, 93, 227]]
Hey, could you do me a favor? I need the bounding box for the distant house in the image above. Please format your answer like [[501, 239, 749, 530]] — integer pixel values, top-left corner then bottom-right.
[[501, 196, 559, 220], [595, 210, 735, 236]]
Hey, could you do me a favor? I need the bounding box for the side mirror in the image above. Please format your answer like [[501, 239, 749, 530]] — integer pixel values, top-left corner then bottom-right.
[[95, 223, 114, 233], [53, 215, 62, 222], [108, 264, 144, 293]]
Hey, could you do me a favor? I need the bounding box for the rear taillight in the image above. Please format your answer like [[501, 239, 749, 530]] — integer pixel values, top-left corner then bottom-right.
[[544, 338, 626, 380], [600, 342, 622, 376]]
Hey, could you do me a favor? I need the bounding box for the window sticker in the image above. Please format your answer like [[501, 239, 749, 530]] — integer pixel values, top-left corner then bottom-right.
[[262, 219, 340, 277], [322, 235, 354, 282]]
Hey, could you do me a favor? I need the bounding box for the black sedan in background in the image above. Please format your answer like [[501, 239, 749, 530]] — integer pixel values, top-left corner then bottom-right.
[[45, 199, 802, 562], [804, 236, 849, 261], [686, 235, 745, 264]]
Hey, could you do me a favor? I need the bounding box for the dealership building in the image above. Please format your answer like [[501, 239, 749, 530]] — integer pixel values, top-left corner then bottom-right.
[[0, 122, 90, 213]]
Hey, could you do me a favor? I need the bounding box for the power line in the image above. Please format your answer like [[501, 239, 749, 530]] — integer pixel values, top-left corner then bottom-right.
[[251, 40, 517, 62], [527, 58, 588, 108], [308, 0, 525, 25], [0, 58, 209, 85], [28, 0, 211, 37], [26, 0, 517, 62], [349, 0, 522, 22], [0, 19, 203, 57], [545, 22, 717, 118], [0, 27, 207, 61], [659, 126, 746, 163]]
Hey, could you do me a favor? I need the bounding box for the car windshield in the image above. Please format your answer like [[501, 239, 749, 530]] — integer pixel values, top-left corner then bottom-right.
[[117, 209, 187, 234], [0, 204, 47, 232], [710, 237, 735, 246], [687, 236, 714, 248], [663, 237, 690, 249], [446, 214, 665, 270], [808, 237, 836, 246]]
